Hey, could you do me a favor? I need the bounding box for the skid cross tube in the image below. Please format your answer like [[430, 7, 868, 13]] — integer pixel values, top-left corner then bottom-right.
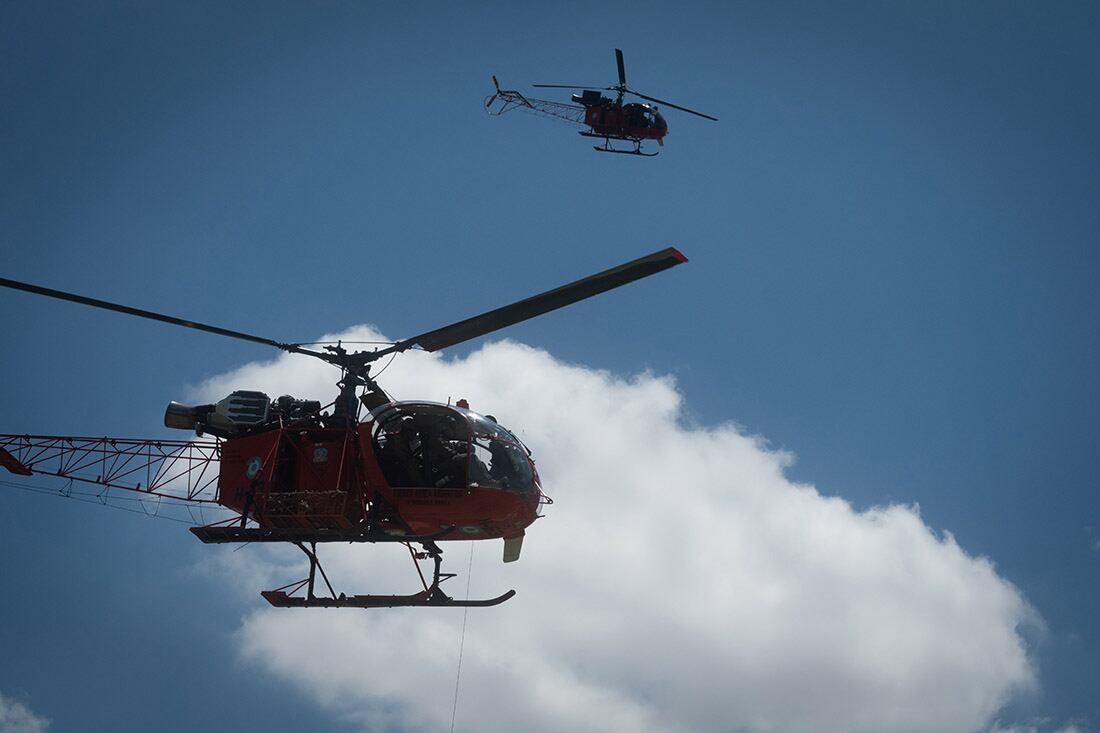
[[295, 542, 337, 601]]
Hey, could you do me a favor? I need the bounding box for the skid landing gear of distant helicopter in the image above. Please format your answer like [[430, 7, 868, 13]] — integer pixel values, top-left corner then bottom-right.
[[0, 248, 687, 609], [581, 131, 661, 156]]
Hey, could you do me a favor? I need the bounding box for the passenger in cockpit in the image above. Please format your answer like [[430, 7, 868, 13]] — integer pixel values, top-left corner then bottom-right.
[[488, 439, 517, 486], [421, 417, 471, 489]]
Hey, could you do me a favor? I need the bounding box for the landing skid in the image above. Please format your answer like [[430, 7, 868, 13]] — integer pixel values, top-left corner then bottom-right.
[[579, 131, 658, 157], [262, 589, 516, 609], [594, 145, 658, 157], [259, 540, 515, 610]]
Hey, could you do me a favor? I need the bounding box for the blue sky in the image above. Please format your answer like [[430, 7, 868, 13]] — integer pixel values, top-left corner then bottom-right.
[[1, 2, 1098, 731]]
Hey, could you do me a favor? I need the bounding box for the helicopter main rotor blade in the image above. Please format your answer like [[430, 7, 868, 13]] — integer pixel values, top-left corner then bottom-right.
[[532, 83, 608, 90], [4, 249, 688, 371], [628, 89, 718, 121], [616, 48, 626, 87], [0, 276, 321, 358], [390, 248, 688, 355]]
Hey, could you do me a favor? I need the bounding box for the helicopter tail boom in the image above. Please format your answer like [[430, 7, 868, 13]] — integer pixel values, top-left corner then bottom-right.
[[485, 78, 586, 126], [0, 433, 222, 504]]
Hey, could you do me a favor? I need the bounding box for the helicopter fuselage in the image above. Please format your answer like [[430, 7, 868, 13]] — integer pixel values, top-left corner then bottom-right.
[[575, 92, 669, 142], [214, 400, 544, 544]]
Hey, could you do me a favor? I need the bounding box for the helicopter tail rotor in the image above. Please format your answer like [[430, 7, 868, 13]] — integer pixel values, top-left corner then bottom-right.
[[491, 74, 502, 99], [485, 75, 501, 108]]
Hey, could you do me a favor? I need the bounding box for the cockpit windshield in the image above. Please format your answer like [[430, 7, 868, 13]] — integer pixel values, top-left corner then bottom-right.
[[645, 107, 667, 132], [462, 409, 534, 493], [372, 402, 535, 493]]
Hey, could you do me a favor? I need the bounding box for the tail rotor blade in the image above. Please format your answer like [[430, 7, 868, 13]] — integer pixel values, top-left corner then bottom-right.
[[486, 76, 500, 107], [615, 48, 626, 87]]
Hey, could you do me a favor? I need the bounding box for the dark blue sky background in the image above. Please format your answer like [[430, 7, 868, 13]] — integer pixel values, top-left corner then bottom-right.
[[2, 2, 1097, 731]]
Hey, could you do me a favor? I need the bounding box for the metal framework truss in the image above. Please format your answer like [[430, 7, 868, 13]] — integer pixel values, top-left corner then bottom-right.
[[485, 87, 586, 126], [0, 434, 221, 504]]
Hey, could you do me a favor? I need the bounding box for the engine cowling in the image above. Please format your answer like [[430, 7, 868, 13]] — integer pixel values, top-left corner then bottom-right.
[[164, 390, 271, 438]]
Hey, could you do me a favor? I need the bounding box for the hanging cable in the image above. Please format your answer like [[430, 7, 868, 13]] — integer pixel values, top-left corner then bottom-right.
[[0, 478, 205, 524], [450, 541, 475, 733]]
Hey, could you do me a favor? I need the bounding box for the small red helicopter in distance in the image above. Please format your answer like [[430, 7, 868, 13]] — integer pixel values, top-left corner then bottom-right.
[[486, 48, 717, 156], [0, 248, 687, 609]]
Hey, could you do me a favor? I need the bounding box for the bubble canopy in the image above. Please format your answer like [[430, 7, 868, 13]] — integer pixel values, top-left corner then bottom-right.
[[371, 402, 536, 493]]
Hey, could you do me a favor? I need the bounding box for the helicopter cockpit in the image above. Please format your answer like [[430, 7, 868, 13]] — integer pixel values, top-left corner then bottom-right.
[[621, 103, 667, 135], [372, 402, 535, 493], [646, 106, 668, 134]]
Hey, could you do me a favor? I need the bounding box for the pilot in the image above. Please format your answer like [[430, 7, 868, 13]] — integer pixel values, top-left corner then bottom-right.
[[379, 418, 426, 487]]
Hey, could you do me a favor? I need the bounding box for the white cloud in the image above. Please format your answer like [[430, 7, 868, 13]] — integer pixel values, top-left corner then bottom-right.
[[194, 327, 1040, 733], [0, 692, 49, 733], [987, 721, 1085, 733]]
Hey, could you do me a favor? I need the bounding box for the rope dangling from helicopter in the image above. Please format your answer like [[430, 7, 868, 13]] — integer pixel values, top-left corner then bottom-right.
[[450, 541, 475, 733]]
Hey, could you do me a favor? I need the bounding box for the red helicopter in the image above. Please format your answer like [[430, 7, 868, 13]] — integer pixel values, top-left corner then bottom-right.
[[0, 248, 687, 609], [486, 48, 717, 156]]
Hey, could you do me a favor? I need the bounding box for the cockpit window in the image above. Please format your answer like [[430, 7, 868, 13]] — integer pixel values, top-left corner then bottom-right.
[[471, 436, 533, 491], [373, 403, 534, 493], [644, 107, 667, 131], [463, 409, 534, 492], [465, 412, 521, 444]]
